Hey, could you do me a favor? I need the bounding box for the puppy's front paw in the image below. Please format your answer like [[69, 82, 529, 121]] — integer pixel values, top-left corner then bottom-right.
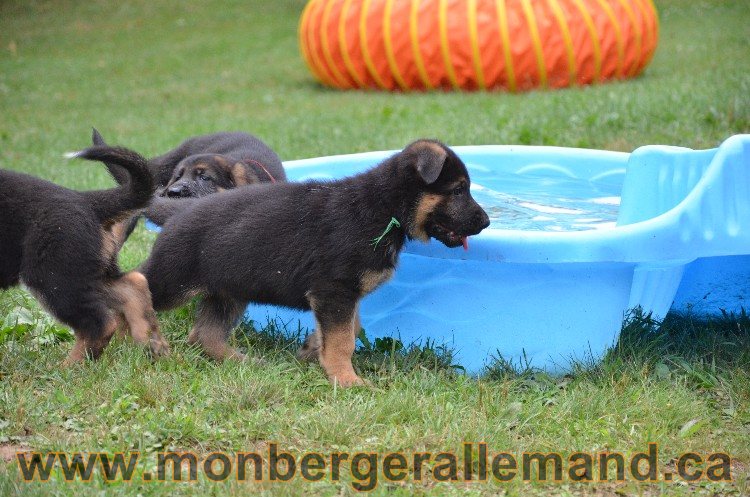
[[149, 336, 171, 358], [330, 372, 370, 388], [61, 356, 83, 367], [297, 332, 321, 362], [243, 354, 267, 367], [227, 349, 248, 362]]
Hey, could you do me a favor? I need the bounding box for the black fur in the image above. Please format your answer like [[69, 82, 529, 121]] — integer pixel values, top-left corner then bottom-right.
[[0, 146, 169, 363], [92, 128, 286, 241], [73, 146, 155, 222], [93, 128, 286, 192], [142, 197, 193, 226], [141, 140, 489, 386]]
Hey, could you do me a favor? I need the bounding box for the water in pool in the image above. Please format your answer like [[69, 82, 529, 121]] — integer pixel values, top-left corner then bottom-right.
[[469, 168, 621, 232]]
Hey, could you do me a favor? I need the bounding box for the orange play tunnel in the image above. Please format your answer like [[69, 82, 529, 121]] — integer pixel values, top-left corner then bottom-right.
[[299, 0, 659, 91]]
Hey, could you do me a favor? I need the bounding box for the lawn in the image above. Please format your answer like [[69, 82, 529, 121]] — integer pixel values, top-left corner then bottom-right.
[[1, 0, 749, 495]]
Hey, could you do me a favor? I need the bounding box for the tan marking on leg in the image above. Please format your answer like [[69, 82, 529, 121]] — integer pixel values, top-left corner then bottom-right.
[[63, 336, 88, 365], [187, 296, 246, 362], [100, 216, 136, 261], [114, 313, 128, 338], [187, 323, 246, 361], [100, 227, 119, 261], [109, 271, 170, 358], [411, 193, 444, 241], [359, 268, 394, 297], [316, 305, 364, 387], [62, 316, 118, 365], [101, 208, 135, 229], [319, 326, 362, 386], [109, 218, 132, 248]]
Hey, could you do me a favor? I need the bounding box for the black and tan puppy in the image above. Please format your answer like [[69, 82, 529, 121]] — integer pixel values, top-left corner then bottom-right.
[[0, 146, 170, 364], [93, 129, 286, 197], [93, 129, 286, 242], [141, 140, 489, 386]]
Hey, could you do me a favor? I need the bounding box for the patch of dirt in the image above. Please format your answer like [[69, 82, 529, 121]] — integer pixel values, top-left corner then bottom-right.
[[0, 444, 32, 463]]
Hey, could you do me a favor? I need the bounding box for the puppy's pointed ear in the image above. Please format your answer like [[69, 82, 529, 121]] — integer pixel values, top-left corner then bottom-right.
[[231, 163, 249, 186], [408, 140, 448, 185], [230, 163, 259, 186]]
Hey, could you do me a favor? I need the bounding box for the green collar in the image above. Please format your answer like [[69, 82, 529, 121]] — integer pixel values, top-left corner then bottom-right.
[[371, 217, 401, 249]]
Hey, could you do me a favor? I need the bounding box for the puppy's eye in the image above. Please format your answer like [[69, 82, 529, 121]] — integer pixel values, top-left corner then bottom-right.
[[452, 183, 466, 195], [198, 171, 212, 181]]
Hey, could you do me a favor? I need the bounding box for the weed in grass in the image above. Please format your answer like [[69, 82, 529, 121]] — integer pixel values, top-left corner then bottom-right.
[[0, 294, 73, 348]]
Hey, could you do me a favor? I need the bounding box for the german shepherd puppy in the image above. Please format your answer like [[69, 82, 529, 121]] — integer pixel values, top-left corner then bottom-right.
[[141, 140, 489, 386], [0, 146, 170, 364], [92, 129, 286, 241], [92, 129, 286, 196]]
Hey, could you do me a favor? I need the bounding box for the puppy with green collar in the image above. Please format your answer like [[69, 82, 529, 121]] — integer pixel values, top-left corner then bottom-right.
[[141, 140, 489, 386]]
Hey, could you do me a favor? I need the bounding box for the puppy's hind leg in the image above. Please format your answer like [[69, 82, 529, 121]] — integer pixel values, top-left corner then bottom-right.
[[108, 272, 170, 358], [188, 295, 247, 362], [22, 262, 118, 364], [55, 300, 119, 365], [108, 215, 140, 251], [64, 316, 120, 365]]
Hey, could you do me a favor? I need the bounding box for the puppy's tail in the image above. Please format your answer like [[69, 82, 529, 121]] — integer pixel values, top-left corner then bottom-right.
[[143, 196, 198, 225], [69, 145, 155, 223], [90, 128, 132, 186]]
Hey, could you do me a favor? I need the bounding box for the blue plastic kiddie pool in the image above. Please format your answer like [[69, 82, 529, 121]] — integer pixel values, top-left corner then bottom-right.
[[236, 135, 750, 373]]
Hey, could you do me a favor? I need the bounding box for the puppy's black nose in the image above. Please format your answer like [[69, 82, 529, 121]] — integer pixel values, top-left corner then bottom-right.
[[167, 185, 185, 198], [475, 208, 490, 231]]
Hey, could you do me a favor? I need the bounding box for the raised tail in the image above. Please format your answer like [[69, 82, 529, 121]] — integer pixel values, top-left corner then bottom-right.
[[91, 128, 132, 186], [70, 145, 155, 223]]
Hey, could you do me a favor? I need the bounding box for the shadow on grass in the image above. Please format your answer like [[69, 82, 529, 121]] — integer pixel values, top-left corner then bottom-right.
[[607, 308, 749, 367], [484, 308, 750, 387], [233, 304, 750, 391], [234, 317, 460, 377]]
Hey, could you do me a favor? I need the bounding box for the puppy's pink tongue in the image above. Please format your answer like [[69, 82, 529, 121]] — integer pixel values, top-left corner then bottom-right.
[[462, 236, 469, 251]]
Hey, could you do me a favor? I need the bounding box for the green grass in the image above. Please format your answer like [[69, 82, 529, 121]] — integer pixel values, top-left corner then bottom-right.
[[1, 0, 749, 495]]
